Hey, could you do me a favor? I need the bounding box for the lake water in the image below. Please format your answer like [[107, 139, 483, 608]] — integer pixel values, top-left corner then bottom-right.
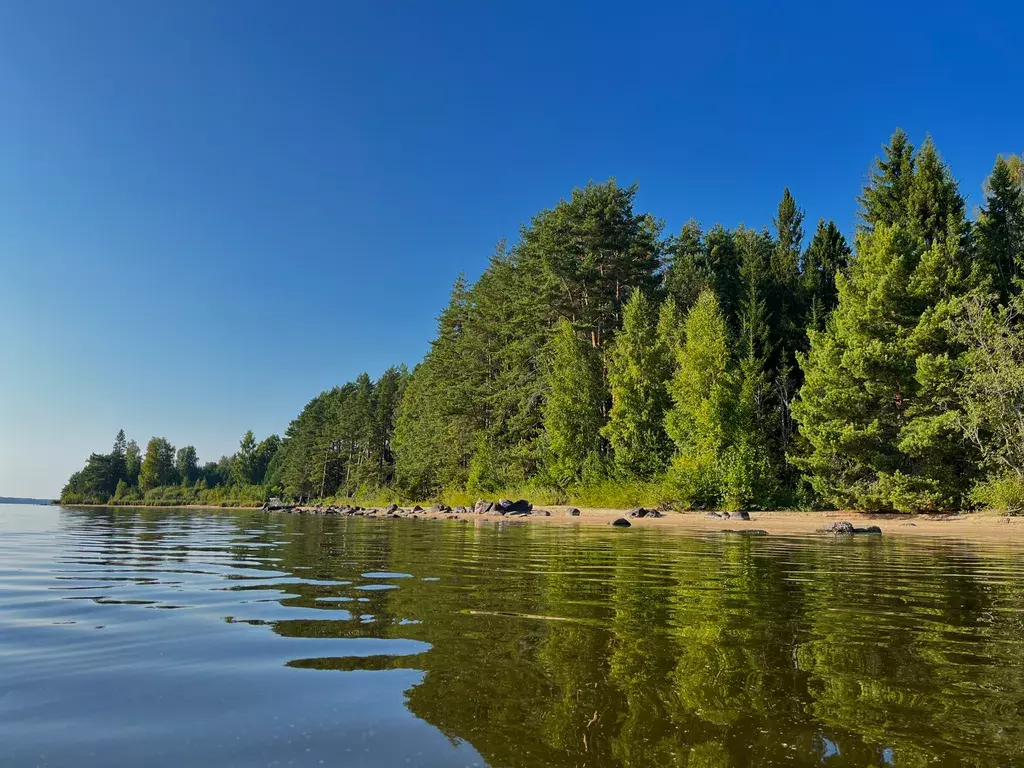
[[2, 505, 1023, 767]]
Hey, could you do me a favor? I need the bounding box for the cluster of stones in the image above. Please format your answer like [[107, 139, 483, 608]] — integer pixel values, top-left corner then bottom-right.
[[816, 521, 882, 535], [262, 498, 568, 522], [262, 500, 670, 529]]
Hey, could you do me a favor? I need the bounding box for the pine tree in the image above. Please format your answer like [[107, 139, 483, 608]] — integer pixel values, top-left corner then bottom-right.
[[544, 318, 605, 486], [666, 290, 736, 506], [975, 155, 1024, 303], [518, 179, 661, 350], [602, 291, 673, 478], [802, 219, 851, 331]]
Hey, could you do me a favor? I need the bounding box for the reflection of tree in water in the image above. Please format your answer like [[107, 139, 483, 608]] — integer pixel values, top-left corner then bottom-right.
[[796, 539, 1024, 766], [90, 509, 1024, 768]]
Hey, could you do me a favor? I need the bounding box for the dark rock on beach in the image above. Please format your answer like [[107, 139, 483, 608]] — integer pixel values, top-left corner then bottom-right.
[[627, 508, 648, 518], [735, 510, 751, 521], [610, 518, 631, 527], [818, 521, 882, 535], [566, 508, 581, 517]]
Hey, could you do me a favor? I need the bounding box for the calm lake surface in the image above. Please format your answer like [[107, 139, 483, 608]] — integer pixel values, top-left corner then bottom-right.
[[2, 505, 1023, 767]]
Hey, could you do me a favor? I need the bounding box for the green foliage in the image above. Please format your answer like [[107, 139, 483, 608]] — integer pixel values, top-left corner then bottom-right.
[[975, 154, 1024, 302], [950, 292, 1024, 482], [518, 179, 661, 349], [665, 291, 736, 507], [58, 138, 1024, 512], [970, 472, 1024, 514], [233, 430, 258, 486], [543, 319, 606, 487], [858, 127, 915, 230], [124, 439, 141, 485], [139, 437, 177, 491], [663, 219, 710, 313], [802, 219, 851, 331], [602, 291, 673, 479], [175, 445, 198, 485]]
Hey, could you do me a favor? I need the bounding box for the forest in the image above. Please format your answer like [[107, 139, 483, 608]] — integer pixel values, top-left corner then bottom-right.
[[61, 130, 1024, 513]]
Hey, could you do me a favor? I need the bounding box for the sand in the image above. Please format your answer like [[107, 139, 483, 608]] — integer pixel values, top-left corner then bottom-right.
[[503, 506, 1024, 543]]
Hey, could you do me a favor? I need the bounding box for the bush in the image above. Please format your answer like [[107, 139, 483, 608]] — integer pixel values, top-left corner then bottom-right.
[[971, 472, 1024, 514]]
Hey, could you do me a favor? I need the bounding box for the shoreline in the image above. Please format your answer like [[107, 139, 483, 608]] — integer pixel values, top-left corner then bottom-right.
[[56, 502, 1024, 543]]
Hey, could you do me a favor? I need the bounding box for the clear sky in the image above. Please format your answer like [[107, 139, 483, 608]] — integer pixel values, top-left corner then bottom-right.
[[1, 0, 1021, 498]]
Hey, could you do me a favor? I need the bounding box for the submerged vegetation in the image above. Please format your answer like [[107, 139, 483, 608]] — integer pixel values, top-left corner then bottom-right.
[[62, 132, 1024, 512]]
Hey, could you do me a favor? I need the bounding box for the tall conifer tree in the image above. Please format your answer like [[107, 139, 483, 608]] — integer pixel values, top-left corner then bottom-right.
[[602, 291, 673, 478]]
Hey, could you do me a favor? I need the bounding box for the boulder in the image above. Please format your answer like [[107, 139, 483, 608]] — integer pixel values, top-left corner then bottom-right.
[[735, 510, 751, 521], [411, 505, 424, 513], [627, 508, 649, 518], [534, 509, 551, 516], [506, 499, 533, 512], [610, 518, 632, 527], [475, 500, 495, 514], [497, 499, 514, 511], [705, 512, 723, 519], [566, 508, 581, 517], [508, 510, 530, 517], [818, 521, 855, 534], [646, 510, 665, 518], [385, 504, 399, 514], [453, 506, 467, 515]]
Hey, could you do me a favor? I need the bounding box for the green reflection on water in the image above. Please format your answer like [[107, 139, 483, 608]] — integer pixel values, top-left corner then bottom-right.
[[65, 509, 1024, 766]]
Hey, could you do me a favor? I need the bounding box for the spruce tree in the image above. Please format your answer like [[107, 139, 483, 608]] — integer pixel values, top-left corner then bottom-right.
[[858, 128, 915, 230], [665, 290, 736, 506], [907, 136, 965, 249], [704, 225, 743, 329], [544, 318, 605, 486], [770, 189, 805, 359], [602, 291, 673, 478], [802, 219, 851, 331], [975, 155, 1024, 303], [663, 220, 709, 314], [731, 229, 782, 506], [110, 429, 127, 486], [796, 131, 974, 511]]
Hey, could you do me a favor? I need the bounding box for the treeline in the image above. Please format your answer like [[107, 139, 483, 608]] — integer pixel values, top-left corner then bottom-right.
[[60, 429, 281, 506], [61, 130, 1024, 512]]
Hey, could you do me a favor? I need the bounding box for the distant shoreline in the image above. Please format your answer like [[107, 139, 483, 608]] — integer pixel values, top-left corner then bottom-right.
[[55, 504, 1024, 543]]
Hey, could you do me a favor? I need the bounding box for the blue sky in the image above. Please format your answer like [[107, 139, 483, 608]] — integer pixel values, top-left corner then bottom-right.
[[1, 0, 1021, 497]]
